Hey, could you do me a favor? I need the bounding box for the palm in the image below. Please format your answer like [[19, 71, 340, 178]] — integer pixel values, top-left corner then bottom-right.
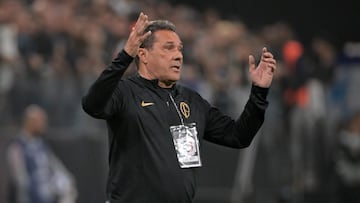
[[249, 48, 276, 88]]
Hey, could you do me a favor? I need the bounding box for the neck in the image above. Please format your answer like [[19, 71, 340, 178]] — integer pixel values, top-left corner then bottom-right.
[[22, 128, 36, 139], [158, 80, 175, 88], [138, 67, 155, 80]]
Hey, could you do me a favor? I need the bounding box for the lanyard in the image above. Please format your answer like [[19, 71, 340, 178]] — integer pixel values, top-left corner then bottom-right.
[[168, 93, 184, 125]]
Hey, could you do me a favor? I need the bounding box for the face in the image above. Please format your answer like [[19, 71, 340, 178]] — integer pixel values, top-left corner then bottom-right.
[[25, 109, 48, 137], [141, 30, 183, 86]]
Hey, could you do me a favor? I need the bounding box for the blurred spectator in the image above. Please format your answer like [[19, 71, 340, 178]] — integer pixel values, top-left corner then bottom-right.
[[0, 0, 19, 125], [9, 52, 47, 124], [334, 112, 360, 203], [0, 0, 358, 202], [5, 104, 77, 203], [282, 39, 328, 201], [309, 35, 339, 182], [41, 42, 79, 127], [310, 35, 337, 86]]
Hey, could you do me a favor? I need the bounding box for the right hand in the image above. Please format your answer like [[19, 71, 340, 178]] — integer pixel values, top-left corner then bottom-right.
[[124, 12, 152, 57]]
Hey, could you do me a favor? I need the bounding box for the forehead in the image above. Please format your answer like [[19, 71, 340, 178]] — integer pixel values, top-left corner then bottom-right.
[[153, 30, 182, 44]]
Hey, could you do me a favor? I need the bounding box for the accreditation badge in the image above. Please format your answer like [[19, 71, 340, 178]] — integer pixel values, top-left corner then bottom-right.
[[170, 123, 202, 168]]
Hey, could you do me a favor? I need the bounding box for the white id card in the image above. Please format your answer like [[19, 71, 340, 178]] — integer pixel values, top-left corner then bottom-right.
[[170, 123, 202, 168]]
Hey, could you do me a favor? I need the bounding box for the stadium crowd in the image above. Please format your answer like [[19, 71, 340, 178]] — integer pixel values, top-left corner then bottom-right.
[[1, 0, 360, 202]]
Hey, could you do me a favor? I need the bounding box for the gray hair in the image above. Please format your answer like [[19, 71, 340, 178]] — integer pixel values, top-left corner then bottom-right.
[[134, 20, 177, 67]]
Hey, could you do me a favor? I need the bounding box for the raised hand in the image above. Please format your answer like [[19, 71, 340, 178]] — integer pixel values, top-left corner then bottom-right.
[[124, 12, 152, 57], [248, 47, 277, 88]]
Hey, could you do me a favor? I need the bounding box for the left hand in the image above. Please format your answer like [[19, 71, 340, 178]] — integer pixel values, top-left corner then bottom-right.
[[249, 47, 277, 88]]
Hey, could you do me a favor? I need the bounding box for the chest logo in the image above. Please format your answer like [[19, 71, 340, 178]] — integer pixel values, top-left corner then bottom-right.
[[180, 102, 190, 118], [141, 101, 154, 107]]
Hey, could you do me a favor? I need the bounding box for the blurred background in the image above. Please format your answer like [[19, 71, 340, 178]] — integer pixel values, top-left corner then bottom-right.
[[1, 0, 360, 203]]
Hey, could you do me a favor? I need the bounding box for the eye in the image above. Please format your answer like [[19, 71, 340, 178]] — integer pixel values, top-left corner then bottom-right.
[[162, 43, 183, 52], [178, 45, 183, 52], [164, 44, 175, 50]]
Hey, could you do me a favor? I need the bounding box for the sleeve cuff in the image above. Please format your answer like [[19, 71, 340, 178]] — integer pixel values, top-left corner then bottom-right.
[[121, 49, 134, 59], [251, 85, 269, 102], [115, 49, 134, 66]]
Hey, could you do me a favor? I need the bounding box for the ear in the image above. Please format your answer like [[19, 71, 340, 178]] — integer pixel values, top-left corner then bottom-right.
[[138, 48, 147, 64]]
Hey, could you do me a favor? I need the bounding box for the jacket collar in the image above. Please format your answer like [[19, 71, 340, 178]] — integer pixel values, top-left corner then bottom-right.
[[130, 73, 180, 96], [135, 73, 159, 87]]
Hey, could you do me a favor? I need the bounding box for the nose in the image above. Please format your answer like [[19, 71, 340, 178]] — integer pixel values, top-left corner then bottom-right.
[[174, 50, 183, 62]]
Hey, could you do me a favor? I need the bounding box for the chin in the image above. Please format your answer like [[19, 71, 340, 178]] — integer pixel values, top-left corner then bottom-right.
[[171, 74, 181, 82], [160, 75, 180, 86], [164, 75, 180, 83], [168, 78, 179, 84]]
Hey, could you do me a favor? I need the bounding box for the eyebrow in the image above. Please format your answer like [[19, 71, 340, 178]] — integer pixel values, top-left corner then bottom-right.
[[164, 41, 183, 46]]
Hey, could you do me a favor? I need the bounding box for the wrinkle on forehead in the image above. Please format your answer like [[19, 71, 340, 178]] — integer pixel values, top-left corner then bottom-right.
[[153, 30, 182, 44]]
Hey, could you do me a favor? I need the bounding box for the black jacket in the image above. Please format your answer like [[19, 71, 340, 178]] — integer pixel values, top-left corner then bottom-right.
[[82, 50, 269, 203]]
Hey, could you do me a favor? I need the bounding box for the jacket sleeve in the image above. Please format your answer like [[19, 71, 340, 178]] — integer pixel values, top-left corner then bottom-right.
[[6, 142, 30, 203], [82, 50, 133, 119], [203, 85, 269, 148]]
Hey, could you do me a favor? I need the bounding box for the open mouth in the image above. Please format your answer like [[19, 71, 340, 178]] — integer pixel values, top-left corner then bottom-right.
[[171, 65, 181, 70]]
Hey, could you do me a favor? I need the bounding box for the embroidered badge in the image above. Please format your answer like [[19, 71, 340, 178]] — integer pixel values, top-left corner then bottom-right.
[[180, 102, 190, 118]]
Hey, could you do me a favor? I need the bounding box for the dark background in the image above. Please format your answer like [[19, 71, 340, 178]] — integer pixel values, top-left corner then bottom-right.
[[172, 0, 360, 50]]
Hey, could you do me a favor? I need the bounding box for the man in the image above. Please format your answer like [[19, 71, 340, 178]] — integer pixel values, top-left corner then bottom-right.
[[82, 13, 276, 203], [6, 105, 77, 203]]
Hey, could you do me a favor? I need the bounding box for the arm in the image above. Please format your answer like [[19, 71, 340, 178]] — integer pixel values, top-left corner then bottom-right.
[[6, 143, 30, 203], [204, 85, 268, 148], [82, 12, 151, 119], [204, 47, 276, 148], [81, 51, 133, 119], [48, 151, 78, 203]]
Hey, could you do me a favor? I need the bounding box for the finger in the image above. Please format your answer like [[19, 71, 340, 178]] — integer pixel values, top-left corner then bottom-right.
[[268, 63, 276, 70], [260, 47, 267, 62], [134, 12, 144, 28], [262, 58, 277, 65], [266, 63, 276, 73], [262, 51, 274, 59], [137, 13, 148, 29], [262, 47, 275, 58], [140, 31, 152, 42], [133, 12, 149, 34], [263, 47, 267, 53], [249, 55, 256, 72]]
